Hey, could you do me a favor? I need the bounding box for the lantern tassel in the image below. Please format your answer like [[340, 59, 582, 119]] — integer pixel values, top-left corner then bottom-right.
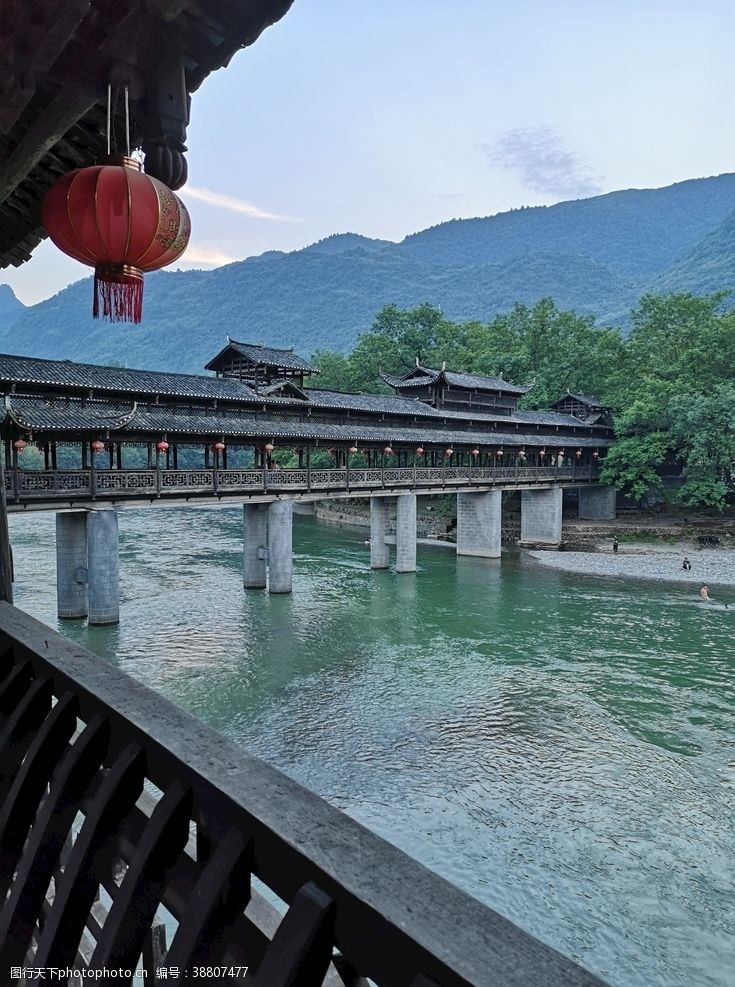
[[93, 268, 144, 324]]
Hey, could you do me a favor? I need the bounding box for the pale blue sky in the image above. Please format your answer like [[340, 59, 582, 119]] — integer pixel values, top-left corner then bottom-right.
[[7, 0, 735, 304]]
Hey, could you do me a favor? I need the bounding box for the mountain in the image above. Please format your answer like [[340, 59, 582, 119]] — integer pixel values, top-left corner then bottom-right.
[[3, 173, 735, 371], [648, 207, 735, 298], [0, 285, 24, 332]]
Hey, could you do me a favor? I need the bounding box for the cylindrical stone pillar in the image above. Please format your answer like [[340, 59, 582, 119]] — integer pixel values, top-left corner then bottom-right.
[[87, 509, 119, 625], [395, 493, 417, 573], [370, 497, 390, 570], [56, 511, 88, 619], [267, 500, 293, 594], [456, 490, 502, 558], [243, 503, 268, 589]]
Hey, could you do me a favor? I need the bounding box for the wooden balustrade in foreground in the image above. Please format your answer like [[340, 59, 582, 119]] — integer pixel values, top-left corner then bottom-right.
[[0, 602, 609, 986]]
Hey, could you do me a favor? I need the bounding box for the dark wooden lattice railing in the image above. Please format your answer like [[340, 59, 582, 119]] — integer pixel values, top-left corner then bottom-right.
[[0, 602, 608, 986]]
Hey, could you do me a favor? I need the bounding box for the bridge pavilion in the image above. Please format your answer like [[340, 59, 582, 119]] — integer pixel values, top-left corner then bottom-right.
[[1, 338, 615, 618]]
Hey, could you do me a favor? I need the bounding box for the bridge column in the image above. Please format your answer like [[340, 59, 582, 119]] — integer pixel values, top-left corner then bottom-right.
[[395, 493, 417, 573], [578, 484, 616, 520], [456, 490, 502, 558], [267, 501, 293, 594], [87, 509, 119, 625], [243, 503, 268, 589], [520, 487, 563, 547], [56, 512, 88, 619], [370, 497, 390, 570]]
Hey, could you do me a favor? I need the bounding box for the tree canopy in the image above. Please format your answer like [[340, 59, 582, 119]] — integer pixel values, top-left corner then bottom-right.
[[312, 293, 735, 511]]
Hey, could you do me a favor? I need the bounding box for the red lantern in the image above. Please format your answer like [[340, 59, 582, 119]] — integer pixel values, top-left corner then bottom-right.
[[348, 446, 358, 454], [576, 449, 583, 458], [415, 446, 424, 456], [384, 446, 393, 455], [156, 441, 169, 453], [91, 440, 105, 454], [264, 443, 275, 454], [214, 442, 225, 453], [558, 449, 565, 456], [444, 448, 454, 457], [13, 439, 26, 452], [471, 448, 480, 457], [496, 449, 503, 457], [592, 450, 599, 459], [539, 448, 546, 457], [518, 448, 526, 459], [41, 158, 191, 324]]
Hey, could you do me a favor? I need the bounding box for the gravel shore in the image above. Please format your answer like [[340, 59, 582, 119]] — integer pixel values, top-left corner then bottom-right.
[[527, 545, 735, 586]]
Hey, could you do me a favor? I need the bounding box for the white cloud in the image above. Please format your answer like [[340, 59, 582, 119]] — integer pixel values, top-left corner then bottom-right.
[[178, 245, 241, 267], [182, 185, 298, 222], [487, 127, 604, 199]]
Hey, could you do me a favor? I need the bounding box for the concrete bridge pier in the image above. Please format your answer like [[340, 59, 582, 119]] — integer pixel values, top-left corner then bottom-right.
[[56, 511, 88, 619], [456, 490, 502, 558], [370, 497, 390, 569], [395, 493, 417, 573], [86, 509, 119, 625], [578, 484, 617, 520], [520, 487, 563, 547], [243, 503, 268, 589], [267, 500, 293, 593]]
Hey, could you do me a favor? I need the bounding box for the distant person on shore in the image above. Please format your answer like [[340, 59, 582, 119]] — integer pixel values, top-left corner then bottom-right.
[[612, 536, 619, 554], [700, 585, 710, 601], [682, 557, 691, 571]]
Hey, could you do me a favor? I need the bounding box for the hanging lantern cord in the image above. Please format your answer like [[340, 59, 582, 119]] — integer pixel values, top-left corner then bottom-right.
[[124, 86, 130, 157], [106, 83, 112, 156]]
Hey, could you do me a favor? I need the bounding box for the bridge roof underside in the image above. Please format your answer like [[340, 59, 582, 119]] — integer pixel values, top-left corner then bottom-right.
[[5, 397, 610, 448], [0, 0, 295, 269]]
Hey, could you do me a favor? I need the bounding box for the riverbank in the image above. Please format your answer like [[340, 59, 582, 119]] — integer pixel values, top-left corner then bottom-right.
[[528, 544, 735, 587]]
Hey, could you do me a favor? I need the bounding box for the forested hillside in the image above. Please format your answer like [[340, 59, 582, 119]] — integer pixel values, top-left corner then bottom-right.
[[3, 174, 735, 371]]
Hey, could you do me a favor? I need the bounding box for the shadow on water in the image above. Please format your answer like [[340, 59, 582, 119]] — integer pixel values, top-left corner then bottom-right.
[[8, 507, 735, 987]]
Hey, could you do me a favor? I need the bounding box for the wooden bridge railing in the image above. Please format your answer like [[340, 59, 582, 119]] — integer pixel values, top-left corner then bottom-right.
[[4, 463, 601, 505], [0, 602, 609, 986]]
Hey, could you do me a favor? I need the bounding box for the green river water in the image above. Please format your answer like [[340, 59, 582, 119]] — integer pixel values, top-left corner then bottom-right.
[[8, 507, 734, 987]]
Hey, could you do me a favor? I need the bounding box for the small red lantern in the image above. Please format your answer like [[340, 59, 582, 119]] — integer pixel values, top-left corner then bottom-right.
[[558, 449, 565, 456], [415, 446, 424, 456], [592, 450, 599, 459], [518, 448, 526, 459], [348, 445, 358, 454], [576, 449, 582, 458], [264, 443, 275, 454], [214, 442, 225, 453], [41, 158, 191, 323], [539, 448, 546, 458], [445, 448, 454, 457], [496, 449, 503, 457], [471, 448, 480, 457], [13, 439, 26, 452], [384, 446, 393, 455], [156, 440, 169, 453], [91, 440, 105, 454]]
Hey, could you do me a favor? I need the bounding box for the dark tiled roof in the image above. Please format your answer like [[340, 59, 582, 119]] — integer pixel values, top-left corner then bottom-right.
[[306, 389, 445, 417], [4, 397, 610, 448], [6, 397, 136, 431], [205, 339, 316, 373], [382, 366, 530, 395], [0, 353, 261, 402], [553, 393, 606, 408]]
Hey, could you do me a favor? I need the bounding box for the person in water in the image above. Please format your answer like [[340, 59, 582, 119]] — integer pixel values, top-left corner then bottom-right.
[[700, 585, 710, 601], [682, 557, 691, 571]]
